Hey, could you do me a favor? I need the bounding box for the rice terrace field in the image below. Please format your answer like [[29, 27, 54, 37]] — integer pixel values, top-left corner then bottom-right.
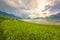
[[0, 16, 60, 40]]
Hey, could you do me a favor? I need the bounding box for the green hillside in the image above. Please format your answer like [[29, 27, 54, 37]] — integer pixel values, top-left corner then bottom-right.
[[0, 16, 60, 40]]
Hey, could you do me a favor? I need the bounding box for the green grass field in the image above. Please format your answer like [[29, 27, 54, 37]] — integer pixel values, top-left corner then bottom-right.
[[0, 16, 60, 40]]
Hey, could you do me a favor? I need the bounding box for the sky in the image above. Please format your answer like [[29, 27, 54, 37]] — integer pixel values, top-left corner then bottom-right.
[[0, 0, 60, 18]]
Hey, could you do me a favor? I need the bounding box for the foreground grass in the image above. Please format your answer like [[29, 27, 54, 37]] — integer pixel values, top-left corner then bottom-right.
[[0, 17, 60, 40]]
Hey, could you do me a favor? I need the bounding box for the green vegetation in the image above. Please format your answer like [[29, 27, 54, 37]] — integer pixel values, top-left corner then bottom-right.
[[0, 16, 60, 40]]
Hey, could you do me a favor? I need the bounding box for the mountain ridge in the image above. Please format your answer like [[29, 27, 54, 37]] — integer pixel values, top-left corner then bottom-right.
[[0, 11, 22, 19]]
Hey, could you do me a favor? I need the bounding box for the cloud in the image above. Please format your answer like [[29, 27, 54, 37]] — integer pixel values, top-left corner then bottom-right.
[[0, 0, 29, 18], [0, 0, 60, 18], [27, 0, 55, 18], [5, 0, 25, 8], [49, 0, 60, 14]]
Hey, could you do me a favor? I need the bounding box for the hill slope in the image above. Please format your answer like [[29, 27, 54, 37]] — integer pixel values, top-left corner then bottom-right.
[[0, 11, 22, 19], [0, 16, 60, 40]]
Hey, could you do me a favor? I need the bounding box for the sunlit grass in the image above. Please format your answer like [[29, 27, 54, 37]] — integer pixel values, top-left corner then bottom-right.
[[0, 16, 60, 40]]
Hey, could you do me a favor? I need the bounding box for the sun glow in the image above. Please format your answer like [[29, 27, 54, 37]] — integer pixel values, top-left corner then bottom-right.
[[6, 0, 54, 18], [37, 0, 54, 12], [28, 0, 54, 18], [37, 0, 46, 12]]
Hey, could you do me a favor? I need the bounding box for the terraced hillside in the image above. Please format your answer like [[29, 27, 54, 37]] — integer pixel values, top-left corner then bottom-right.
[[0, 16, 60, 40]]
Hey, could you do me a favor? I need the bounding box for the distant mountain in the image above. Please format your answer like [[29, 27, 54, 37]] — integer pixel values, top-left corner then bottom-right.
[[50, 13, 60, 19], [46, 13, 60, 22], [0, 11, 22, 19]]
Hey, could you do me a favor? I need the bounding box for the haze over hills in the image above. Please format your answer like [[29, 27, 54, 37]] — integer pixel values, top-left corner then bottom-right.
[[0, 11, 60, 23], [21, 12, 60, 24]]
